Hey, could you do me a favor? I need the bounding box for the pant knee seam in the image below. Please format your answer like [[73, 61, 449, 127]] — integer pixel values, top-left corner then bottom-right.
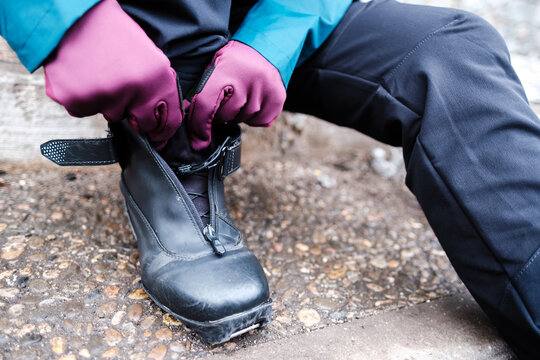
[[514, 246, 540, 283], [384, 17, 462, 81], [498, 263, 540, 332], [499, 246, 540, 310]]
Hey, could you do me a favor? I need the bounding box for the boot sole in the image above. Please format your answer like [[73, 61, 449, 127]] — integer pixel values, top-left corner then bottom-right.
[[121, 185, 272, 344], [142, 283, 272, 344]]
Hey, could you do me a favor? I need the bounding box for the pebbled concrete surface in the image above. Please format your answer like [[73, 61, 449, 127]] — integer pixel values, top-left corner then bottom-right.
[[0, 129, 516, 359]]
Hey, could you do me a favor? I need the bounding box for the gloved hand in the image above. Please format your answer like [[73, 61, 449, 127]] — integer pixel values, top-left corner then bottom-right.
[[186, 40, 286, 150], [44, 0, 182, 150]]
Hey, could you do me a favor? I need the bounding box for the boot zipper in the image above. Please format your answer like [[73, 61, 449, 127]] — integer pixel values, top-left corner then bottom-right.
[[203, 224, 226, 256], [205, 167, 226, 256]]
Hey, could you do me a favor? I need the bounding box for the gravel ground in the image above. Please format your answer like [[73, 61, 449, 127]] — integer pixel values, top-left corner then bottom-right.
[[0, 135, 466, 359]]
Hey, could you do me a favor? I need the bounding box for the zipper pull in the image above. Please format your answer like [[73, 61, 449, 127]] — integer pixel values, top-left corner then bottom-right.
[[203, 225, 226, 256]]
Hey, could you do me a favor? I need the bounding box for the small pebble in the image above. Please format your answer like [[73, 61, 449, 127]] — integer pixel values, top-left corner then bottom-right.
[[148, 344, 167, 360], [140, 315, 157, 329], [8, 304, 25, 317], [50, 336, 67, 355], [79, 349, 91, 358], [295, 243, 309, 252], [105, 286, 120, 298], [297, 308, 321, 327], [16, 323, 35, 338], [0, 288, 20, 299], [101, 347, 119, 358], [316, 173, 337, 188], [50, 212, 63, 220], [98, 302, 117, 316], [155, 328, 173, 341], [43, 270, 60, 279], [28, 236, 44, 249], [312, 297, 339, 311], [362, 239, 373, 248], [370, 258, 387, 269], [366, 283, 384, 292], [374, 299, 393, 307], [272, 242, 283, 252], [28, 279, 48, 293], [111, 311, 126, 326], [128, 289, 148, 299], [1, 241, 26, 260], [127, 303, 143, 322], [17, 203, 31, 210], [328, 267, 346, 279], [105, 328, 122, 346], [28, 253, 46, 261], [0, 270, 14, 280], [58, 354, 76, 360], [162, 313, 182, 327], [307, 283, 320, 296]]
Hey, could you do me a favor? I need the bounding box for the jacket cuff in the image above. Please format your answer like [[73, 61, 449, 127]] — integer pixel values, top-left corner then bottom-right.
[[16, 0, 101, 72], [233, 26, 295, 88]]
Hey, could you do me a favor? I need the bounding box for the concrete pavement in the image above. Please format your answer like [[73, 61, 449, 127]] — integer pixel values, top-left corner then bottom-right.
[[211, 293, 516, 360]]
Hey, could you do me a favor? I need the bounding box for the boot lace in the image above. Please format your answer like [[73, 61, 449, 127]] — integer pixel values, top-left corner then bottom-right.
[[185, 172, 210, 221]]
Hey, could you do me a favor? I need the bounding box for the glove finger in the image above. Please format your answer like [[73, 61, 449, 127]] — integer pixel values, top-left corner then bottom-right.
[[214, 85, 248, 124], [148, 100, 181, 150], [245, 86, 286, 127], [188, 86, 233, 150], [152, 101, 183, 149], [127, 68, 183, 149]]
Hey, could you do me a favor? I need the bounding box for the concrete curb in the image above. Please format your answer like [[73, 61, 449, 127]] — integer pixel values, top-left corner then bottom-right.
[[210, 293, 515, 360]]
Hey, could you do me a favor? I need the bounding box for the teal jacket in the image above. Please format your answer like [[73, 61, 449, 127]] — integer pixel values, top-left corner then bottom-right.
[[0, 0, 351, 86]]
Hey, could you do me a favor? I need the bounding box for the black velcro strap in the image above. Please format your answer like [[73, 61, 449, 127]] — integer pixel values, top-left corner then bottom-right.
[[219, 137, 241, 179], [174, 133, 241, 179], [40, 137, 118, 166]]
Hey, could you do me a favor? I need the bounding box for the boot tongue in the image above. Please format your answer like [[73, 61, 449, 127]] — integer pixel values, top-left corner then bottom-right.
[[159, 124, 214, 165], [159, 125, 216, 226], [180, 173, 210, 226]]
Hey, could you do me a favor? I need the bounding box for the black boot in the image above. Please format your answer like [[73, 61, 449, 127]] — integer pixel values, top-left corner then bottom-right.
[[40, 121, 272, 344]]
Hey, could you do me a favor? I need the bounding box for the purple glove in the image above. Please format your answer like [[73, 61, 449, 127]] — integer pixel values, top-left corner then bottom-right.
[[186, 40, 286, 151], [44, 0, 182, 150]]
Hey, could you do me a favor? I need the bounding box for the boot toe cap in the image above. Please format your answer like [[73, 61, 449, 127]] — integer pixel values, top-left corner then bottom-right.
[[145, 248, 270, 322]]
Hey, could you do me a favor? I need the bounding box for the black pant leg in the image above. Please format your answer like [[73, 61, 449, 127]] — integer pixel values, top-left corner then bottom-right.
[[286, 1, 540, 357]]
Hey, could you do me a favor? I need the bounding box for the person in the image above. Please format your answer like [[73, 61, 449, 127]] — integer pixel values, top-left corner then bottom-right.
[[1, 0, 539, 357]]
